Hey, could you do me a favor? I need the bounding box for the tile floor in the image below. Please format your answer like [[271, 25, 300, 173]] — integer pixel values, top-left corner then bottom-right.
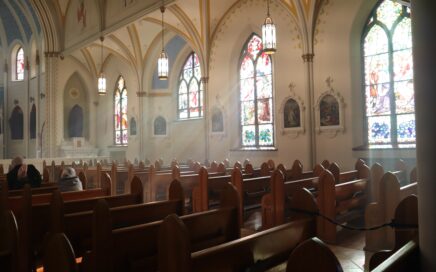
[[243, 212, 374, 272], [326, 228, 368, 272]]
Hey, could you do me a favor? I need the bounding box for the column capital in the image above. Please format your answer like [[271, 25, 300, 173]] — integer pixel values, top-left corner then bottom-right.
[[302, 53, 315, 63]]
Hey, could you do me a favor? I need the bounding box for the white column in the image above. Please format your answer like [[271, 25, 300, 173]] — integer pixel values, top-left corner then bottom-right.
[[411, 1, 436, 271], [302, 53, 316, 168], [44, 53, 59, 158]]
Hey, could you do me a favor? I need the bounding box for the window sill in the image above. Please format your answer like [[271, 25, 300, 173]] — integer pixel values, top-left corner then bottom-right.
[[230, 147, 278, 152], [352, 144, 416, 151], [175, 117, 204, 122]]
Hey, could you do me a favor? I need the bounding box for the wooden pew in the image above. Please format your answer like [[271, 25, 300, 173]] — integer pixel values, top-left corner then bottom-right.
[[62, 179, 184, 257], [0, 210, 19, 272], [370, 160, 409, 203], [158, 187, 317, 272], [84, 182, 240, 272], [8, 176, 139, 271], [369, 195, 419, 270], [6, 174, 111, 210], [285, 237, 342, 272], [261, 162, 365, 229], [42, 233, 78, 272], [365, 172, 418, 251], [316, 168, 370, 243]]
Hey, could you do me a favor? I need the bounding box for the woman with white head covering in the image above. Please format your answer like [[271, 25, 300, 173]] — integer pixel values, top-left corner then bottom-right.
[[59, 167, 83, 192]]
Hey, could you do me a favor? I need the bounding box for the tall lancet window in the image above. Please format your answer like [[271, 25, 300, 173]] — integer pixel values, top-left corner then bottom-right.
[[177, 52, 202, 119], [114, 76, 128, 145], [363, 0, 414, 147], [16, 47, 25, 81], [239, 34, 274, 147]]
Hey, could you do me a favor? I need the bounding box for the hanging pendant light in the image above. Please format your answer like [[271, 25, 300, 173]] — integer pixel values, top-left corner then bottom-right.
[[262, 0, 276, 54], [98, 36, 107, 95], [158, 2, 169, 80]]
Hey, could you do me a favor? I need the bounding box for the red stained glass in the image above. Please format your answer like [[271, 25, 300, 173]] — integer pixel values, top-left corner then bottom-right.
[[114, 76, 128, 145], [178, 53, 202, 119]]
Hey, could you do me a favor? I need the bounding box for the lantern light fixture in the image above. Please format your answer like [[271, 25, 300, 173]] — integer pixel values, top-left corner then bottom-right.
[[262, 0, 277, 54], [158, 1, 169, 80]]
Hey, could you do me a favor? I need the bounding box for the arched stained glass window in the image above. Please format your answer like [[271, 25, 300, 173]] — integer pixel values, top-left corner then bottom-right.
[[178, 52, 203, 119], [363, 0, 414, 146], [114, 76, 128, 145], [16, 47, 25, 81], [239, 34, 274, 147]]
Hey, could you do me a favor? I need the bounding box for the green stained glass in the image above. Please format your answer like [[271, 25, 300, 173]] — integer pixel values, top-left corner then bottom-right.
[[239, 34, 274, 147]]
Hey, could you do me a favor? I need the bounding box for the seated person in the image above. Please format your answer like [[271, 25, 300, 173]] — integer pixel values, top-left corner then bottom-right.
[[58, 167, 83, 192], [7, 156, 42, 190]]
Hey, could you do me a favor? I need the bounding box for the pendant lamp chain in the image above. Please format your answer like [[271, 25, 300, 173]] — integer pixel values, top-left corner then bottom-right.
[[158, 0, 169, 80]]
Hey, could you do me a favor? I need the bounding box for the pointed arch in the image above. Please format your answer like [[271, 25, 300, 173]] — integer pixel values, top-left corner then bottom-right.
[[114, 75, 128, 145], [239, 33, 274, 147], [177, 52, 202, 119], [362, 0, 414, 146]]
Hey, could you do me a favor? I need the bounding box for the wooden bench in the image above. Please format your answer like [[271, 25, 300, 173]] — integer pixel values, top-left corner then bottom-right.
[[285, 237, 342, 272], [316, 168, 370, 243], [0, 210, 18, 272], [369, 195, 419, 270], [370, 160, 409, 203], [365, 172, 418, 251], [83, 182, 240, 272], [157, 187, 317, 272], [260, 161, 370, 229], [3, 175, 139, 271], [62, 179, 184, 257]]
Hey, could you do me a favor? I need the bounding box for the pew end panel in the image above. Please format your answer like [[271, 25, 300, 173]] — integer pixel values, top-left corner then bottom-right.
[[42, 233, 78, 272], [286, 237, 342, 272]]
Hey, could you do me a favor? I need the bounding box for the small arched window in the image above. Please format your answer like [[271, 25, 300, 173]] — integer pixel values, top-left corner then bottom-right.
[[16, 47, 25, 81], [114, 76, 128, 145], [239, 34, 274, 147], [30, 104, 36, 139], [362, 0, 414, 146], [177, 52, 203, 119]]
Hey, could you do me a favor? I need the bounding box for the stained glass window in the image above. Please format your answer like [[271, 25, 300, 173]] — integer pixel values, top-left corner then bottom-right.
[[363, 0, 414, 146], [178, 52, 202, 119], [239, 34, 274, 147], [16, 47, 25, 81], [114, 76, 128, 145]]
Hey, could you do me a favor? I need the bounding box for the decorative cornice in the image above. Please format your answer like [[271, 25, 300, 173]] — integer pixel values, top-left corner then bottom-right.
[[302, 53, 315, 63]]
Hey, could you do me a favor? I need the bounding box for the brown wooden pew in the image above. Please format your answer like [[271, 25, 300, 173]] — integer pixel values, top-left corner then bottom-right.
[[0, 210, 19, 272], [6, 176, 140, 271], [316, 168, 370, 243], [82, 182, 240, 272], [6, 174, 111, 211], [370, 160, 409, 203], [157, 187, 317, 272], [285, 237, 342, 272], [369, 195, 418, 270], [365, 172, 418, 251], [62, 179, 184, 257]]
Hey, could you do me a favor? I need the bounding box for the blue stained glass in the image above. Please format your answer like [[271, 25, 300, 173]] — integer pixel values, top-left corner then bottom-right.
[[368, 116, 391, 144], [397, 114, 416, 143], [364, 0, 414, 145]]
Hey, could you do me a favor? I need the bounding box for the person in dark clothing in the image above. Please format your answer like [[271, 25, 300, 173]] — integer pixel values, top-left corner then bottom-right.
[[7, 157, 42, 190]]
